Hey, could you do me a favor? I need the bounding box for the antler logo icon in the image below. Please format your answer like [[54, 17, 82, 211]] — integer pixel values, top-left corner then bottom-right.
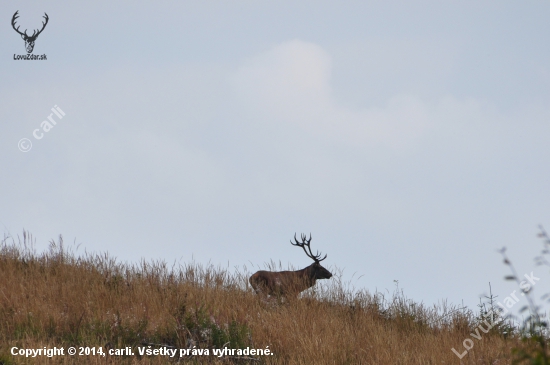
[[11, 11, 49, 54]]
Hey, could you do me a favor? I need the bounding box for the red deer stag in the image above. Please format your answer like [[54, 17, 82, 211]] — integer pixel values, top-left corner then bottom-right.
[[249, 233, 332, 300]]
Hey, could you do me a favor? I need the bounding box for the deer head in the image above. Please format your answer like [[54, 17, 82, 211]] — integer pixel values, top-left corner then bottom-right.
[[291, 233, 332, 280], [12, 11, 49, 54]]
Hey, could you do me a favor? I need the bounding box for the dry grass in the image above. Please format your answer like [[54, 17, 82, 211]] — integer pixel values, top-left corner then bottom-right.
[[0, 232, 521, 364]]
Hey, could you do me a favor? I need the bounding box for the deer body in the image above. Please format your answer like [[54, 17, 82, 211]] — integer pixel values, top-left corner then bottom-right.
[[249, 234, 332, 299]]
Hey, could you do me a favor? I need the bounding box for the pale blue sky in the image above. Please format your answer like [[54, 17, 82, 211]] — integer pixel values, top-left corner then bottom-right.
[[1, 1, 550, 313]]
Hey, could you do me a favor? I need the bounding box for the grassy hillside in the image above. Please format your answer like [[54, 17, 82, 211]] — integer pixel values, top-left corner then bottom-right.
[[0, 233, 527, 364]]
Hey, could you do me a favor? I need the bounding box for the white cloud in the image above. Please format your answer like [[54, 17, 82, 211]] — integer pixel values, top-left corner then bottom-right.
[[232, 39, 433, 150], [233, 40, 332, 116]]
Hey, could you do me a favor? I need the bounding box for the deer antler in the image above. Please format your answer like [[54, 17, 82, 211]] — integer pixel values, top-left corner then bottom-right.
[[11, 11, 49, 40], [33, 13, 49, 39], [11, 11, 26, 37], [290, 233, 327, 262]]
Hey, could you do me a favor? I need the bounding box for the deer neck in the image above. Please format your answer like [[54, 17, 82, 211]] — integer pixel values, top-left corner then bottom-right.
[[300, 264, 317, 286]]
